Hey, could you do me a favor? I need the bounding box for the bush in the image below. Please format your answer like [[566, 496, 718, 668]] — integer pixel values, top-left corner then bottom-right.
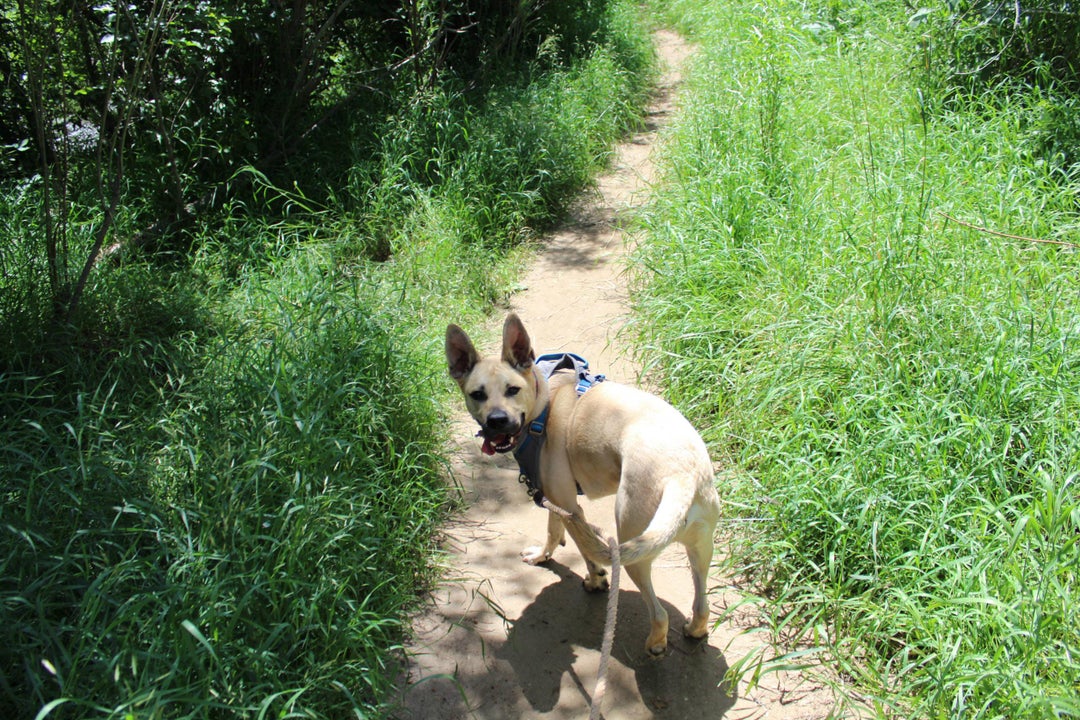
[[915, 0, 1080, 96], [0, 253, 451, 717], [912, 0, 1080, 181], [0, 1, 655, 715]]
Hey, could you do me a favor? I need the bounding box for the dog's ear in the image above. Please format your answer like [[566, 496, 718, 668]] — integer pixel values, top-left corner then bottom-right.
[[501, 313, 535, 370], [446, 324, 480, 380]]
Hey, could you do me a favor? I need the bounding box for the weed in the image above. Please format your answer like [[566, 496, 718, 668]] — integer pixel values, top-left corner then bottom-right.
[[635, 0, 1079, 716]]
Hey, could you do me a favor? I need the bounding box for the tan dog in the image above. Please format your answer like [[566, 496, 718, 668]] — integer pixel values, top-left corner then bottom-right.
[[445, 313, 721, 655]]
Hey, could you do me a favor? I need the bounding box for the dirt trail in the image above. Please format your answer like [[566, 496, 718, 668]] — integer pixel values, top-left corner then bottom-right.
[[398, 31, 844, 720]]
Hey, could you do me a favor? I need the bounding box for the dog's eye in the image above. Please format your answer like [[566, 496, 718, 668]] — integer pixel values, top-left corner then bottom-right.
[[506, 386, 521, 397], [469, 390, 487, 402]]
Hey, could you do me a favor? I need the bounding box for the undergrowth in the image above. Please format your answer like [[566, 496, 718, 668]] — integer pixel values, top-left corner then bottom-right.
[[0, 2, 653, 716], [634, 1, 1079, 717]]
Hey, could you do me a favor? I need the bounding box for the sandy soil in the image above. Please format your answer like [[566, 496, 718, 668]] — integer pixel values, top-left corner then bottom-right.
[[396, 31, 853, 720]]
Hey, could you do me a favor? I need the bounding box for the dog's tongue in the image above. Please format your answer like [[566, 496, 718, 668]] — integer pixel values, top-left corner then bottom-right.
[[477, 429, 500, 455], [478, 430, 512, 455]]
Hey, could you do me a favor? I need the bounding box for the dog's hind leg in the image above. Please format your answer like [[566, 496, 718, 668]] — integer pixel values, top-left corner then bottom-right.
[[624, 560, 668, 655], [681, 519, 715, 639]]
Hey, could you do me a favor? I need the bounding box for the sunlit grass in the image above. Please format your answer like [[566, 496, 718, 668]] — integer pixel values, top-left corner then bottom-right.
[[634, 1, 1080, 716]]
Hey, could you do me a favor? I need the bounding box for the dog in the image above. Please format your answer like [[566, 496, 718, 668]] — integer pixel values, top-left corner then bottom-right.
[[445, 313, 721, 655]]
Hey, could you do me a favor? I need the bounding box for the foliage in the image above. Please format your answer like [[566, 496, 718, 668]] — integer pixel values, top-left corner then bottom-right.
[[0, 0, 654, 716], [913, 0, 1080, 96], [911, 0, 1080, 172], [635, 0, 1079, 717], [1, 265, 446, 718], [0, 0, 637, 328]]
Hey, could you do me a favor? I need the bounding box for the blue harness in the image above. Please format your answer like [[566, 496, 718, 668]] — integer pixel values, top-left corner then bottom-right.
[[512, 353, 605, 506]]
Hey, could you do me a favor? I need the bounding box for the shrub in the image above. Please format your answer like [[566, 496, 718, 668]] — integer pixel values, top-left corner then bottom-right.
[[915, 0, 1080, 96]]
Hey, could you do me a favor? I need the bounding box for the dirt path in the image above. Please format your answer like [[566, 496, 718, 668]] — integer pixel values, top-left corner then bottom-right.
[[397, 31, 845, 720]]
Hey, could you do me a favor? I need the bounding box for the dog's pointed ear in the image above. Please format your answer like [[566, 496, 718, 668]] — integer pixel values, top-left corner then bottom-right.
[[501, 313, 535, 371], [446, 324, 480, 380]]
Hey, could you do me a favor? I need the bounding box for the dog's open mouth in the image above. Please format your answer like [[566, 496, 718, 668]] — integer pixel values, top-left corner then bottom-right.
[[476, 429, 523, 456]]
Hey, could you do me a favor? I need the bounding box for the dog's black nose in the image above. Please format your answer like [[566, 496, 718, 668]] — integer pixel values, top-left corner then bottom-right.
[[485, 410, 513, 432]]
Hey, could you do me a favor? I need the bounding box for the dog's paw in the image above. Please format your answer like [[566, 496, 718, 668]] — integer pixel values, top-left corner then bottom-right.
[[683, 616, 710, 640], [646, 620, 669, 656], [520, 546, 551, 565], [583, 569, 609, 593], [645, 633, 669, 657]]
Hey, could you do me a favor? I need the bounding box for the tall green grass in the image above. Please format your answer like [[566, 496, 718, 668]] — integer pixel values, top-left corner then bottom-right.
[[634, 1, 1079, 717], [1, 254, 447, 718], [0, 3, 654, 716]]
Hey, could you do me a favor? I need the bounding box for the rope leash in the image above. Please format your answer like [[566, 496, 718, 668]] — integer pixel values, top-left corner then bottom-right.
[[542, 499, 620, 720]]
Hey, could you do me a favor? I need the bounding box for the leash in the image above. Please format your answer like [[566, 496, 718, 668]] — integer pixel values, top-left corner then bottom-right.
[[541, 498, 621, 720]]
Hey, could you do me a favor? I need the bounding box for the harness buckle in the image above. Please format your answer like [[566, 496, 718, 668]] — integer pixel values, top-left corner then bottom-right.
[[519, 472, 545, 506], [576, 373, 605, 395]]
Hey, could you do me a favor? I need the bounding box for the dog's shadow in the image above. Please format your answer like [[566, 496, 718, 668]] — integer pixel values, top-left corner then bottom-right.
[[495, 561, 736, 717]]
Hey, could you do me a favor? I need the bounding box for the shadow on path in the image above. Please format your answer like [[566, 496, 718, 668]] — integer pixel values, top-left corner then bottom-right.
[[499, 562, 736, 718]]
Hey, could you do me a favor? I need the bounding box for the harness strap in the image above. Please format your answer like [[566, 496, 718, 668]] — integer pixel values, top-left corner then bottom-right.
[[514, 406, 549, 506], [513, 352, 605, 506], [535, 352, 606, 396]]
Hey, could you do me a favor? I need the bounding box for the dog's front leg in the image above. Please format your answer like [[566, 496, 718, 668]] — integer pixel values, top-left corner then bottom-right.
[[563, 518, 610, 592], [520, 510, 566, 565]]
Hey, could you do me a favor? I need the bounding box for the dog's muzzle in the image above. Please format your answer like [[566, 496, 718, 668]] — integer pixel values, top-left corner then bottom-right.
[[477, 410, 524, 455]]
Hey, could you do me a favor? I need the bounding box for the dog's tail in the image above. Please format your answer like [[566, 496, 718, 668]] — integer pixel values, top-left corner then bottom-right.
[[617, 477, 697, 566]]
